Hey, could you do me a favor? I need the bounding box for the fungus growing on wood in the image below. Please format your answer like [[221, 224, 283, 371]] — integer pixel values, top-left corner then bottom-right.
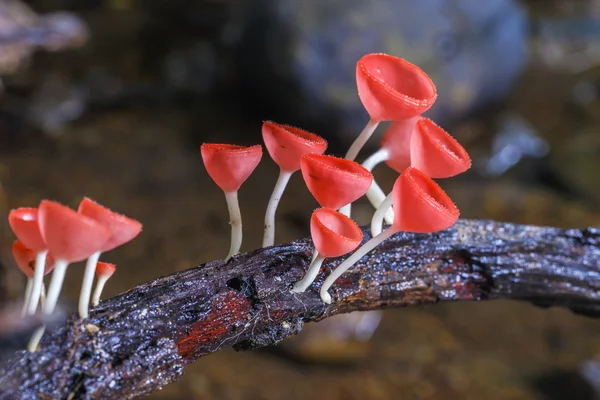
[[8, 207, 49, 316], [201, 143, 262, 261], [261, 121, 327, 247], [28, 200, 111, 352], [91, 261, 116, 307], [291, 208, 362, 293], [12, 240, 53, 315], [320, 167, 459, 304], [300, 154, 372, 211], [77, 197, 142, 319]]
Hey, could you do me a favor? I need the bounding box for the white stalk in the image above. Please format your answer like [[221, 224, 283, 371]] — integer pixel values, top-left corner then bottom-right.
[[224, 191, 243, 262], [26, 249, 48, 315], [371, 192, 394, 237], [320, 228, 396, 304], [345, 119, 380, 161], [21, 278, 33, 316], [40, 284, 46, 307], [78, 250, 102, 318], [262, 170, 293, 248], [92, 274, 110, 306], [291, 251, 325, 293], [28, 259, 69, 352], [362, 148, 394, 224]]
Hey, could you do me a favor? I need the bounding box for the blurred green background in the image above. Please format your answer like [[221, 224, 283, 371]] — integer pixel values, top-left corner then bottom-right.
[[1, 0, 600, 399]]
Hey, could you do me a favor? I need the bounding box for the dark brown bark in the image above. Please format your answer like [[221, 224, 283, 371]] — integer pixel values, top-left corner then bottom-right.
[[0, 219, 599, 399]]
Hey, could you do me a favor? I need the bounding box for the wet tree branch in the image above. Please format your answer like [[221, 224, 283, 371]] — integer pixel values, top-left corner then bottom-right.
[[0, 219, 599, 399]]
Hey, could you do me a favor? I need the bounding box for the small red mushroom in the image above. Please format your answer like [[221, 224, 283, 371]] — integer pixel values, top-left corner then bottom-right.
[[8, 207, 49, 316], [320, 167, 459, 304], [201, 143, 262, 261], [12, 240, 53, 315], [345, 53, 437, 162], [300, 154, 373, 211], [77, 197, 142, 318], [28, 200, 111, 352], [91, 261, 116, 307], [261, 121, 327, 247], [291, 208, 362, 293]]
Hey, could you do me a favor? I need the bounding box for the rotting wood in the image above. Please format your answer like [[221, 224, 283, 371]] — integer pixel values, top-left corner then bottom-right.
[[0, 219, 599, 399]]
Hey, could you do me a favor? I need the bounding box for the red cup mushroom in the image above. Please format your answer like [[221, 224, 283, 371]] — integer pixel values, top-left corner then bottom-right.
[[300, 154, 373, 211], [291, 208, 362, 293], [320, 167, 459, 304], [201, 143, 263, 261], [261, 121, 327, 247], [344, 53, 437, 162], [8, 207, 50, 316], [77, 197, 142, 318], [92, 261, 116, 306], [12, 240, 53, 315], [28, 200, 112, 352]]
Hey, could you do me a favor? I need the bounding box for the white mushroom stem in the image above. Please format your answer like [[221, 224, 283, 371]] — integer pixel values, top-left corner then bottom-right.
[[26, 249, 48, 315], [262, 170, 293, 248], [27, 258, 69, 352], [345, 119, 380, 161], [21, 278, 33, 316], [320, 227, 397, 304], [78, 250, 102, 319], [371, 192, 394, 237], [291, 251, 325, 293], [91, 273, 111, 307], [224, 191, 243, 262]]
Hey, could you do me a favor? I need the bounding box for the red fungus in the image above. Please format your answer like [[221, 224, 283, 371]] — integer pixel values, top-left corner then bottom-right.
[[345, 53, 437, 162], [410, 118, 471, 178], [28, 200, 111, 352], [291, 208, 362, 293], [92, 261, 116, 306], [300, 154, 373, 210], [201, 143, 262, 261], [77, 197, 142, 318], [320, 167, 459, 304], [12, 240, 53, 315], [262, 121, 327, 247], [8, 207, 50, 316]]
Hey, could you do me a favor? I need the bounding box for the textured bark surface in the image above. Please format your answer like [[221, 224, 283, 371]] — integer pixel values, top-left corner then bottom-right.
[[0, 219, 599, 399]]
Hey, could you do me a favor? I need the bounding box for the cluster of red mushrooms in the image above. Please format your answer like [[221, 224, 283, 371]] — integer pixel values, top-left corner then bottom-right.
[[9, 198, 141, 352], [10, 52, 470, 353], [201, 53, 471, 304]]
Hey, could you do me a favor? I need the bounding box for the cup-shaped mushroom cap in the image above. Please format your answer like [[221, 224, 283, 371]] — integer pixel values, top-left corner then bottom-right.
[[410, 118, 471, 179], [78, 197, 143, 252], [392, 167, 459, 233], [95, 261, 116, 278], [12, 240, 54, 277], [201, 144, 263, 192], [310, 208, 362, 258], [8, 208, 46, 251], [262, 121, 327, 172], [380, 118, 416, 173], [300, 154, 373, 209], [356, 53, 437, 122], [38, 200, 112, 263]]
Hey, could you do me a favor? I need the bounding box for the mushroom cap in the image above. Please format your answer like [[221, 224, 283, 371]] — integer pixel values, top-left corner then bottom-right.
[[95, 261, 116, 278], [201, 144, 263, 192], [300, 154, 373, 210], [78, 197, 143, 252], [12, 240, 54, 278], [380, 117, 418, 173], [262, 121, 327, 172], [310, 208, 362, 258], [391, 167, 459, 233], [356, 53, 437, 122], [410, 118, 471, 179], [38, 200, 112, 263], [8, 208, 46, 251]]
